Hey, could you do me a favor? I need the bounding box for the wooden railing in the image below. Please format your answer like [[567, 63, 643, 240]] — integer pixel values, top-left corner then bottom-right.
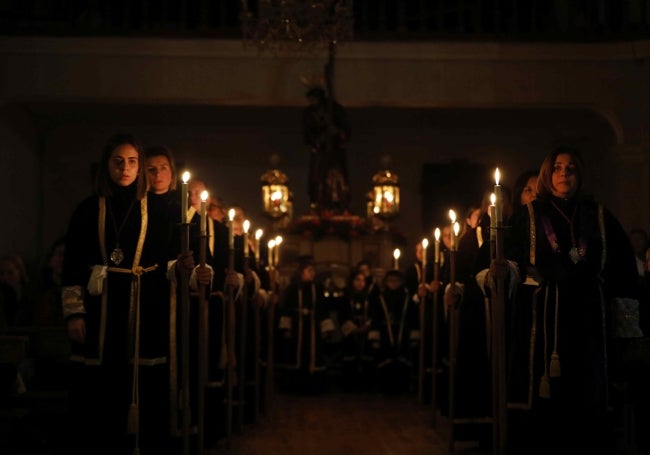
[[1, 1, 650, 42]]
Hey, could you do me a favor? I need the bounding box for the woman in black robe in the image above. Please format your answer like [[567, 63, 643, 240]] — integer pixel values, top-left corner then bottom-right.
[[61, 133, 190, 454], [276, 258, 335, 393], [492, 147, 640, 454]]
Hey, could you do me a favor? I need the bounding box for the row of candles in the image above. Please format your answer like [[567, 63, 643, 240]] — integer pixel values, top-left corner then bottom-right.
[[180, 171, 285, 268], [181, 167, 505, 271], [392, 167, 504, 270]]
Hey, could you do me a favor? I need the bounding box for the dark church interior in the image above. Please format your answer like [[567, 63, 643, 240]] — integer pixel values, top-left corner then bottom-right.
[[1, 1, 650, 454]]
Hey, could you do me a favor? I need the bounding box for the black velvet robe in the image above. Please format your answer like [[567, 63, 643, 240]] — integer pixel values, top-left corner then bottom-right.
[[61, 183, 179, 454], [504, 194, 639, 453]]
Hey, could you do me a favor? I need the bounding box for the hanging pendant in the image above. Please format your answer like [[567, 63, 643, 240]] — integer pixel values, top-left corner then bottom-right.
[[569, 246, 580, 264], [111, 247, 124, 265]]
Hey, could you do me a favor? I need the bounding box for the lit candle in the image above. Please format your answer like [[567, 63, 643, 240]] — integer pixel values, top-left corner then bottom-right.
[[393, 248, 401, 270], [421, 238, 428, 270], [490, 193, 497, 241], [449, 209, 457, 250], [200, 190, 208, 235], [255, 228, 263, 264], [181, 171, 190, 222], [274, 235, 283, 267], [228, 208, 235, 249], [494, 168, 503, 224], [434, 228, 441, 263], [421, 238, 428, 284], [243, 219, 250, 258], [453, 221, 460, 247], [267, 239, 276, 268]]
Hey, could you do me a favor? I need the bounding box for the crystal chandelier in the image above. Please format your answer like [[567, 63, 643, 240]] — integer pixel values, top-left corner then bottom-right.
[[240, 0, 354, 54]]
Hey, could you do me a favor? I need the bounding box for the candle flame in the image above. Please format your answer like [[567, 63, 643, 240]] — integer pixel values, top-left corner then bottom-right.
[[243, 219, 250, 233], [434, 227, 440, 241], [449, 209, 456, 223], [490, 193, 496, 205], [422, 238, 428, 249], [384, 191, 393, 203], [255, 228, 263, 240], [228, 208, 235, 221], [182, 171, 190, 184], [275, 235, 283, 246], [393, 248, 401, 260], [373, 206, 380, 214], [200, 190, 209, 202], [495, 167, 500, 185], [453, 221, 460, 236], [268, 239, 276, 249]]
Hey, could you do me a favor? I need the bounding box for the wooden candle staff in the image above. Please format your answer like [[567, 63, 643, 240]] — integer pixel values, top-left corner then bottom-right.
[[237, 219, 251, 433], [448, 214, 460, 453], [417, 238, 428, 404], [431, 227, 441, 427], [491, 169, 507, 455], [197, 190, 209, 455], [225, 208, 236, 449], [179, 171, 191, 455]]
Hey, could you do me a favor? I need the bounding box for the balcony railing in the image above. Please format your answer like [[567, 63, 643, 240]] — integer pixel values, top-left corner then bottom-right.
[[1, 1, 649, 42]]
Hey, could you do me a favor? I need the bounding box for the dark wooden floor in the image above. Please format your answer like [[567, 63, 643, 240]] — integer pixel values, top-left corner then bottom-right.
[[212, 389, 489, 455]]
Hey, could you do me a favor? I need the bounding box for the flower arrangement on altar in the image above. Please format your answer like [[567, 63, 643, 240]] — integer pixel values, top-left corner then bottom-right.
[[287, 214, 370, 241], [286, 213, 406, 244]]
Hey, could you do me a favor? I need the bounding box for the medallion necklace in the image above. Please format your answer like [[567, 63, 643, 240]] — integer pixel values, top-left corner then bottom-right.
[[107, 198, 137, 265]]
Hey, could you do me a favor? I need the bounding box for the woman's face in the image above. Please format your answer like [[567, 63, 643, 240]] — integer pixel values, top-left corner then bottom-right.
[[352, 273, 366, 292], [109, 144, 139, 187], [467, 209, 480, 228], [300, 265, 315, 282], [551, 153, 578, 199], [0, 260, 21, 289], [146, 155, 172, 194], [520, 176, 538, 205]]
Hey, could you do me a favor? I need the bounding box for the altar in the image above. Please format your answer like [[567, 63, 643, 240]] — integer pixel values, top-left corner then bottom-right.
[[271, 214, 405, 285]]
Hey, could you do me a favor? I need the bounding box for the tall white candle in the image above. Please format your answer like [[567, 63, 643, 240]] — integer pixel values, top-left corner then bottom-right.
[[421, 238, 428, 270], [181, 171, 190, 222], [200, 190, 208, 235], [243, 219, 250, 258], [449, 209, 457, 250], [421, 238, 428, 283], [434, 228, 440, 263], [494, 168, 503, 224], [267, 239, 276, 268], [274, 235, 283, 267], [255, 229, 263, 264], [228, 208, 235, 249], [490, 193, 497, 241]]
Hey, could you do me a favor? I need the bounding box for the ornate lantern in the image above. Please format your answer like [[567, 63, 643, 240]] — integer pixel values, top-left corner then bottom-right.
[[261, 167, 291, 220], [371, 166, 400, 222]]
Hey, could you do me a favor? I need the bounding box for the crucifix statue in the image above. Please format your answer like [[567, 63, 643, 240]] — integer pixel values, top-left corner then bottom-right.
[[303, 42, 351, 216]]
